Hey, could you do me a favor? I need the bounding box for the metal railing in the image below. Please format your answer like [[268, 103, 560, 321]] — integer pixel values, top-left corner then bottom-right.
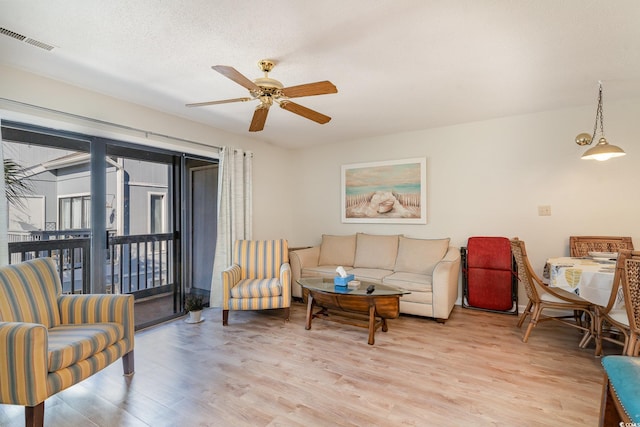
[[107, 232, 175, 298], [8, 232, 175, 298], [8, 238, 91, 294]]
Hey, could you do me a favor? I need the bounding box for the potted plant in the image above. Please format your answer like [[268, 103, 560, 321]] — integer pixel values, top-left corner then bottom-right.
[[185, 294, 204, 323]]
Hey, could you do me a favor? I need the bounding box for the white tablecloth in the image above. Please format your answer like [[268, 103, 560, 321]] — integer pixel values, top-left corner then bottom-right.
[[546, 257, 619, 308]]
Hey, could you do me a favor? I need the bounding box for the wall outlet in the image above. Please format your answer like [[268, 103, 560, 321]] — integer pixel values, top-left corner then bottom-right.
[[538, 205, 551, 216]]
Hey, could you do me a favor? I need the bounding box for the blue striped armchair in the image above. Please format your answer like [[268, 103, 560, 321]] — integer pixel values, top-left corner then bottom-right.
[[0, 258, 134, 427], [222, 239, 291, 325]]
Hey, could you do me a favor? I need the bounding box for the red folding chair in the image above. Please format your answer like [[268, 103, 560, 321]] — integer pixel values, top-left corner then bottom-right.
[[461, 236, 518, 314]]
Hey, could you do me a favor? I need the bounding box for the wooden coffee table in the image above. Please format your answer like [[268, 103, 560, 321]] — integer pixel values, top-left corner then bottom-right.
[[298, 277, 409, 345]]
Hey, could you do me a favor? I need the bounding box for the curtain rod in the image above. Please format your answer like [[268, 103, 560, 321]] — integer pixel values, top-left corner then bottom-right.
[[0, 97, 221, 151]]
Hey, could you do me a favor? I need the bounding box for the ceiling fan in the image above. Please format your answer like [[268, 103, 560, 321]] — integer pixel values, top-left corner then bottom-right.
[[186, 59, 338, 132]]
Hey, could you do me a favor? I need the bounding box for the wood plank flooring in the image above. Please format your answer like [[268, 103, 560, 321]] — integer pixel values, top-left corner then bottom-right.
[[0, 303, 614, 426]]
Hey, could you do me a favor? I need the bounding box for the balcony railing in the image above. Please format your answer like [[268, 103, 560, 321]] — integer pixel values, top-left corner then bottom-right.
[[7, 231, 175, 298], [8, 238, 91, 294]]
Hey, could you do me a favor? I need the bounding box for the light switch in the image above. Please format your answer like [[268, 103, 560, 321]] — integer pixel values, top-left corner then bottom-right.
[[538, 205, 551, 216]]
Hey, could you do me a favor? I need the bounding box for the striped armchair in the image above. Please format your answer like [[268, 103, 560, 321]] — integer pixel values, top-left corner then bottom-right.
[[0, 258, 134, 427], [222, 239, 291, 325]]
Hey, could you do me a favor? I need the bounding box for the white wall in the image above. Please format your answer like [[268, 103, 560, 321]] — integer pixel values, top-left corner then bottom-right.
[[0, 65, 295, 240], [3, 64, 639, 306], [289, 98, 640, 303]]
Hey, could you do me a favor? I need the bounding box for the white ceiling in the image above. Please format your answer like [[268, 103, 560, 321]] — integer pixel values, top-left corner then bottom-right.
[[1, 0, 640, 150]]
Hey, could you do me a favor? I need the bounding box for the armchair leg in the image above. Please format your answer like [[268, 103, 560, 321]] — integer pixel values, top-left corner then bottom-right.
[[284, 307, 290, 322], [122, 350, 135, 376], [25, 402, 44, 427], [223, 309, 229, 326]]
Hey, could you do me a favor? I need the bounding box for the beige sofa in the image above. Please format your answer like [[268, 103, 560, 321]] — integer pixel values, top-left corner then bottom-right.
[[290, 233, 461, 322]]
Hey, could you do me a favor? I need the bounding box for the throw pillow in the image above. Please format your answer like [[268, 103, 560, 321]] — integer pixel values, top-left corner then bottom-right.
[[353, 233, 399, 270], [394, 236, 450, 275], [318, 234, 356, 266]]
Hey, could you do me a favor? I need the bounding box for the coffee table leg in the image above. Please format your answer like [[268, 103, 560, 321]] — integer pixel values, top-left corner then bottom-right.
[[305, 294, 314, 330], [368, 304, 376, 345], [381, 318, 388, 332]]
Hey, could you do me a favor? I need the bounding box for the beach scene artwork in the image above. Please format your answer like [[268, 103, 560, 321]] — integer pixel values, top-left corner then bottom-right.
[[342, 158, 426, 224]]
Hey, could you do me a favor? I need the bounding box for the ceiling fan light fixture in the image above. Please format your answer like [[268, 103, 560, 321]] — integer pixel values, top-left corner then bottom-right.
[[575, 81, 626, 161]]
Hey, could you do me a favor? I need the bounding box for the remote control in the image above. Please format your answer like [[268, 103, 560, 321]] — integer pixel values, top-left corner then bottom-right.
[[366, 284, 375, 294]]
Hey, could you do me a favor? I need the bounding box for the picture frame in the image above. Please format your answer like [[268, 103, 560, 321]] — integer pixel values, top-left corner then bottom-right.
[[341, 157, 427, 224]]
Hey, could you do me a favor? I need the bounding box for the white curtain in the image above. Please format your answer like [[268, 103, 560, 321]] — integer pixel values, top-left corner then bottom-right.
[[0, 121, 8, 266], [210, 147, 253, 307]]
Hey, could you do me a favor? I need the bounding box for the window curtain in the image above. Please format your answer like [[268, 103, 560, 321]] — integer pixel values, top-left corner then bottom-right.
[[210, 147, 253, 307], [0, 122, 8, 266]]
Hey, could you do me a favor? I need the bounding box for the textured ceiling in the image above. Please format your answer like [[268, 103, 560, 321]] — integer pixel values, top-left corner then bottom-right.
[[1, 0, 640, 149]]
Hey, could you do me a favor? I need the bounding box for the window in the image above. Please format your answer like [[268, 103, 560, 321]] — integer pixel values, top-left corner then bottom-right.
[[59, 195, 91, 229], [150, 193, 164, 234]]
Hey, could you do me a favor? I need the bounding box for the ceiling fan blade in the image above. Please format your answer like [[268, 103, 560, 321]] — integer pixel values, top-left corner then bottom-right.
[[212, 65, 261, 92], [249, 106, 269, 132], [186, 97, 252, 107], [279, 101, 331, 124], [281, 81, 338, 98]]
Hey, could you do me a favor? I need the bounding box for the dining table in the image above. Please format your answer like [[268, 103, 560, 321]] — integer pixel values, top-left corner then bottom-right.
[[544, 255, 623, 351], [545, 256, 620, 308]]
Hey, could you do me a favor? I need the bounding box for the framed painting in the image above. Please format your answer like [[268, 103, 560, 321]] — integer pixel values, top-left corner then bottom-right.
[[341, 157, 427, 224]]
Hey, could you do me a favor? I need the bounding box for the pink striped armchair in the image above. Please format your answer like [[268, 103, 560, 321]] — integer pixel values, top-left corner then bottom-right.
[[0, 258, 134, 427], [222, 239, 291, 325]]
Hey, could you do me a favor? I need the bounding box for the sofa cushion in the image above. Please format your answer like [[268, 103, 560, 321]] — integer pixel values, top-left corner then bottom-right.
[[230, 278, 283, 298], [348, 268, 394, 283], [394, 237, 450, 275], [318, 234, 356, 267], [48, 323, 124, 372], [383, 271, 433, 292], [353, 233, 399, 270]]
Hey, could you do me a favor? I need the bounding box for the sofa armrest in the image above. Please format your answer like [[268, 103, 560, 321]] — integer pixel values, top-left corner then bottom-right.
[[0, 322, 49, 406], [58, 294, 135, 352], [222, 264, 242, 309], [431, 246, 461, 321], [280, 263, 292, 305], [290, 246, 320, 298]]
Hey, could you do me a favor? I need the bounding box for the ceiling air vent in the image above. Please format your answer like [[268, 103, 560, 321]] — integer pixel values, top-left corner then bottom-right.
[[0, 27, 26, 41], [0, 27, 54, 51], [24, 38, 54, 51]]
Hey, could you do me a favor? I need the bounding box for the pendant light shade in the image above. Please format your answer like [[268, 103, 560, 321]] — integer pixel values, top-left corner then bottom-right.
[[575, 82, 626, 161], [581, 137, 626, 161]]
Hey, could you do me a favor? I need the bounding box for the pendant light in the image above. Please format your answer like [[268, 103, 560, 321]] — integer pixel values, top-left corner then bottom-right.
[[575, 82, 626, 161]]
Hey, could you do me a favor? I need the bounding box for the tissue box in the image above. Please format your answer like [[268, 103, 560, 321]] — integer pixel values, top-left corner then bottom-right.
[[334, 274, 355, 286]]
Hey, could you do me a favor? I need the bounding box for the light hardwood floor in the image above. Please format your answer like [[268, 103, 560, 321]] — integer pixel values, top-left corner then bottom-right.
[[0, 303, 611, 426]]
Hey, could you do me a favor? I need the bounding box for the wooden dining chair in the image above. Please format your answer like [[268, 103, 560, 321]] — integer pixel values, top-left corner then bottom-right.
[[570, 236, 634, 257], [621, 250, 640, 356], [510, 238, 595, 344], [595, 250, 632, 356]]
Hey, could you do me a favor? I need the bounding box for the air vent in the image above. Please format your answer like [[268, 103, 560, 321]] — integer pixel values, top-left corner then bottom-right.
[[0, 27, 26, 41], [24, 38, 54, 51], [0, 27, 54, 51]]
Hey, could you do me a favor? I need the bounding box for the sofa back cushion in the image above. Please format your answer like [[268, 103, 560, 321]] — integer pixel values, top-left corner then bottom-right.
[[318, 234, 356, 266], [394, 237, 450, 275], [0, 257, 62, 328], [353, 233, 400, 270]]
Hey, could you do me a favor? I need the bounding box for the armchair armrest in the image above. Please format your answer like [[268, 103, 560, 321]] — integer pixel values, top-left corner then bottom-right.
[[431, 246, 461, 321], [280, 263, 292, 305], [0, 322, 48, 406], [58, 294, 135, 353], [222, 264, 242, 309], [290, 246, 320, 298]]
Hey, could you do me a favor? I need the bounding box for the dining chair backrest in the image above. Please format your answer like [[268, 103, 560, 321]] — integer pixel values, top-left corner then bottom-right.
[[510, 238, 541, 303], [601, 250, 629, 314], [622, 250, 640, 336], [569, 236, 634, 257]]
